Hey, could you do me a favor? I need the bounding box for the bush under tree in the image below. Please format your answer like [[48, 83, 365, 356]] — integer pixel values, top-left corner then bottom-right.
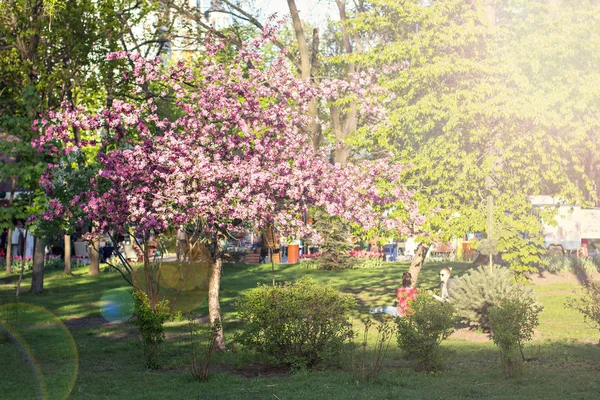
[[132, 291, 170, 369], [450, 266, 537, 329], [235, 278, 355, 369], [488, 297, 543, 378], [396, 293, 455, 372]]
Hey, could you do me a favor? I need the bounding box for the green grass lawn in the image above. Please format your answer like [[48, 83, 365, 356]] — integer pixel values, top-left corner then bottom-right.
[[1, 261, 600, 399]]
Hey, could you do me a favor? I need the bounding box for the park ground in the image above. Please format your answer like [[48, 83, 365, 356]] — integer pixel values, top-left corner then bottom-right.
[[1, 261, 600, 399]]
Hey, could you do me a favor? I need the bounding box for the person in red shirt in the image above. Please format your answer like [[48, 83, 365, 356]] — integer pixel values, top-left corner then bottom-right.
[[396, 272, 418, 316], [370, 272, 418, 317]]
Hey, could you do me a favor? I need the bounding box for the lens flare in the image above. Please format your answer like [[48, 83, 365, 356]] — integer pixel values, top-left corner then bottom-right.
[[0, 302, 78, 400], [157, 261, 210, 313], [99, 289, 134, 323]]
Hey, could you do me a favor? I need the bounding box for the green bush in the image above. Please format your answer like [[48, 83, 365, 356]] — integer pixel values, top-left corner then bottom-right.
[[576, 257, 599, 275], [44, 256, 65, 270], [353, 257, 383, 269], [488, 297, 543, 378], [132, 291, 170, 369], [567, 280, 600, 341], [450, 266, 537, 329], [544, 255, 574, 274], [396, 293, 454, 372], [235, 278, 355, 369]]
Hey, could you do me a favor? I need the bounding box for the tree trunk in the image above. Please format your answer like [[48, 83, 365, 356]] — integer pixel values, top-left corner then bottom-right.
[[6, 175, 16, 274], [89, 237, 100, 275], [331, 0, 358, 165], [408, 244, 429, 288], [142, 239, 157, 309], [208, 258, 225, 351], [287, 0, 311, 80], [30, 237, 45, 294], [64, 234, 71, 274], [485, 0, 496, 29], [287, 0, 322, 148], [6, 228, 13, 274]]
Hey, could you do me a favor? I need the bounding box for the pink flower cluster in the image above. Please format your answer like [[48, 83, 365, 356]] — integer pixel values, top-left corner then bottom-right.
[[300, 252, 321, 259], [349, 250, 383, 259], [33, 26, 422, 242]]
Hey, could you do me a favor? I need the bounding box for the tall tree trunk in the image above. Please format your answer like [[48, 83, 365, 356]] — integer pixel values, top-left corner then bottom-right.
[[64, 234, 71, 274], [142, 239, 157, 308], [485, 0, 496, 29], [548, 0, 562, 8], [30, 237, 45, 294], [408, 244, 429, 288], [208, 258, 225, 351], [287, 0, 311, 80], [331, 0, 358, 165], [6, 228, 13, 274], [6, 175, 16, 273], [89, 237, 100, 275], [287, 0, 322, 148]]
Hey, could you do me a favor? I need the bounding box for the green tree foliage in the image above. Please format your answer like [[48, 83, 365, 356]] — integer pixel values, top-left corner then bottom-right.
[[308, 209, 354, 270], [334, 0, 600, 274], [0, 0, 177, 246]]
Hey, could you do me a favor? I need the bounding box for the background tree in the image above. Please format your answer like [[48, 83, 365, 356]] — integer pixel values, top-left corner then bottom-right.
[[341, 0, 598, 279]]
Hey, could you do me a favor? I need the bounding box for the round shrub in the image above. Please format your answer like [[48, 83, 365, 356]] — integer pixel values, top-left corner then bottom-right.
[[450, 266, 537, 329], [488, 297, 543, 378], [396, 293, 455, 372], [234, 278, 355, 369]]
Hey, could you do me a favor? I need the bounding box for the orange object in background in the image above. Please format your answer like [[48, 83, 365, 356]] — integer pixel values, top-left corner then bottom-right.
[[287, 244, 300, 264]]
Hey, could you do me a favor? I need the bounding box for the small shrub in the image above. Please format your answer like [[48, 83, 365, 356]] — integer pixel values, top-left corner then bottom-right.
[[396, 293, 454, 372], [9, 256, 33, 271], [235, 278, 355, 369], [566, 280, 600, 342], [44, 255, 65, 270], [300, 258, 320, 270], [346, 317, 395, 383], [488, 297, 543, 378], [189, 317, 220, 382], [353, 257, 383, 269], [315, 251, 353, 270], [576, 257, 599, 276], [450, 266, 537, 329], [132, 291, 170, 369], [545, 255, 574, 274]]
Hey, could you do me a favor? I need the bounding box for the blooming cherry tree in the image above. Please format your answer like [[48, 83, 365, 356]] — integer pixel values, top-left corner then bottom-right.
[[34, 29, 421, 349]]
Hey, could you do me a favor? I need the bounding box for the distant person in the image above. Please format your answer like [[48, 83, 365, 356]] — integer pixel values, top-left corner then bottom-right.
[[432, 267, 454, 302], [259, 246, 268, 263], [370, 272, 418, 317], [11, 221, 25, 258], [176, 226, 188, 262]]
